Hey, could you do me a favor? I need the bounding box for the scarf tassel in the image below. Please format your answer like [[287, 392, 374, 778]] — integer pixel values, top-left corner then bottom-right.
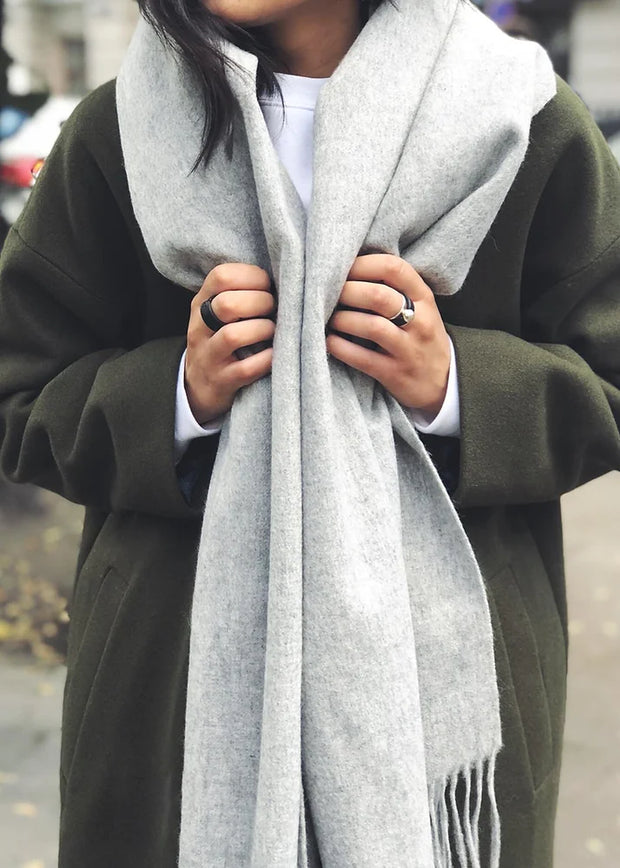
[[430, 755, 500, 868]]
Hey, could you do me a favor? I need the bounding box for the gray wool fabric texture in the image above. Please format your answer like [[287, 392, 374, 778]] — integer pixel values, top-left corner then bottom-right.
[[117, 3, 556, 865]]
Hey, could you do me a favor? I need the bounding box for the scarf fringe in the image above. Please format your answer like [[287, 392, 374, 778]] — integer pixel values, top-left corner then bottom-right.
[[430, 755, 500, 868]]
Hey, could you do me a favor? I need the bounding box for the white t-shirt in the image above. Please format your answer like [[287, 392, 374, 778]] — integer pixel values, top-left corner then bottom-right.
[[174, 72, 460, 459], [259, 73, 327, 211]]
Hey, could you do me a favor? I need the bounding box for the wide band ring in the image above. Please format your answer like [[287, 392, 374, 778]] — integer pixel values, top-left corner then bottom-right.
[[200, 296, 227, 332], [389, 292, 416, 328]]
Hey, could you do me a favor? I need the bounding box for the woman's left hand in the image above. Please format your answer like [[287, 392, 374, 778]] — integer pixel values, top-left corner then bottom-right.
[[326, 254, 451, 418]]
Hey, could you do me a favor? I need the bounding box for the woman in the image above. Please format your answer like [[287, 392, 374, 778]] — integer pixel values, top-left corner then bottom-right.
[[0, 0, 619, 865]]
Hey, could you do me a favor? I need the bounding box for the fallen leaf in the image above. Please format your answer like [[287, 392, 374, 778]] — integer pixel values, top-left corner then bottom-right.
[[36, 681, 55, 697], [4, 602, 20, 619], [585, 837, 605, 855], [41, 622, 58, 639], [43, 526, 63, 546]]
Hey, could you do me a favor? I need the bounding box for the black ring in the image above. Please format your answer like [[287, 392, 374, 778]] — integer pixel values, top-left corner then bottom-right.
[[389, 293, 415, 328], [200, 297, 227, 332]]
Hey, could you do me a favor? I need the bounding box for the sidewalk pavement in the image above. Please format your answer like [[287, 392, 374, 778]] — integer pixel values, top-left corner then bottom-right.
[[0, 662, 64, 868], [555, 471, 620, 867]]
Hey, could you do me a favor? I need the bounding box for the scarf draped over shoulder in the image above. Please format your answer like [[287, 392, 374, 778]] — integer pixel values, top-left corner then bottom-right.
[[117, 2, 556, 864]]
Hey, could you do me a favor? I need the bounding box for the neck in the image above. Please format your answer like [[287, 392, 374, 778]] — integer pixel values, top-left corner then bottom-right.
[[263, 0, 362, 77]]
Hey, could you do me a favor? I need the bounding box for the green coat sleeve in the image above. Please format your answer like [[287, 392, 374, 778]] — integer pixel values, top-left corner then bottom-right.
[[0, 85, 214, 519], [449, 82, 620, 508]]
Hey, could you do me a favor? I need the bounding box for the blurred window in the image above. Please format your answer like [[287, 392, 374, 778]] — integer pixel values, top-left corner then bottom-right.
[[62, 36, 86, 94]]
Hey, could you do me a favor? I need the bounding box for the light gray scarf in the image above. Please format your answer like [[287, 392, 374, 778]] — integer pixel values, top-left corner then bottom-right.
[[117, 3, 555, 865]]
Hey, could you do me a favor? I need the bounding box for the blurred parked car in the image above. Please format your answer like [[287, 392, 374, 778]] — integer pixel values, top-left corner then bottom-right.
[[0, 95, 80, 227], [0, 105, 29, 141]]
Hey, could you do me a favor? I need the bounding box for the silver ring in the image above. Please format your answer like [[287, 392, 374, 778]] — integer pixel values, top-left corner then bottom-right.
[[389, 293, 415, 328]]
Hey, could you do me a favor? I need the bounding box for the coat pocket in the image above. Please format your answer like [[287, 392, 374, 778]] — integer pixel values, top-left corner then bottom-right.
[[60, 564, 130, 785], [488, 562, 565, 793]]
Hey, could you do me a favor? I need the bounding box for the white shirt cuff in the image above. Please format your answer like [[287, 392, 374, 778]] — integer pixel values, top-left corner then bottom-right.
[[174, 350, 225, 462], [405, 337, 461, 438]]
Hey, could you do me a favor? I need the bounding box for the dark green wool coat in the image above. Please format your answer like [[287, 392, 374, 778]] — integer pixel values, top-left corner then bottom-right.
[[0, 77, 619, 867]]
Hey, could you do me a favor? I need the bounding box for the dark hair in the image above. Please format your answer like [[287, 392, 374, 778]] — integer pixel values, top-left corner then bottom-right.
[[137, 0, 380, 167]]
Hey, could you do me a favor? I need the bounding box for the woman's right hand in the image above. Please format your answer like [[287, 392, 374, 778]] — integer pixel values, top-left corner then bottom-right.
[[184, 263, 275, 424]]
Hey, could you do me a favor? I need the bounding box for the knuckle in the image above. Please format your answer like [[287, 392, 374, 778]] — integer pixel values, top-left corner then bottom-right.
[[208, 270, 225, 294], [368, 315, 388, 342], [218, 324, 238, 352], [191, 290, 205, 311], [368, 282, 386, 311], [415, 318, 434, 342], [385, 257, 407, 286], [235, 358, 258, 384], [214, 293, 235, 321], [237, 353, 269, 384], [208, 263, 234, 293], [418, 280, 434, 302], [187, 319, 204, 345], [420, 273, 433, 293]]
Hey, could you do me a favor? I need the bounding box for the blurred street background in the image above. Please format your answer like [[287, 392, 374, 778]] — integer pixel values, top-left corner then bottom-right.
[[1, 0, 619, 865]]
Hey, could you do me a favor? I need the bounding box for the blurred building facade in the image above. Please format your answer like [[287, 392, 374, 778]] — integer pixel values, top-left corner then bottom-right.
[[3, 0, 137, 95], [2, 0, 620, 112], [570, 0, 620, 115]]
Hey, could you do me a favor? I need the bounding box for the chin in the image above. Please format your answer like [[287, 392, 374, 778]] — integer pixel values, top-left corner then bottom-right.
[[204, 0, 307, 26]]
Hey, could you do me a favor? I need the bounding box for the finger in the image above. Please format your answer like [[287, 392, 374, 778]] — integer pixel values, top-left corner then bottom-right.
[[347, 254, 431, 302], [220, 346, 274, 389], [337, 279, 410, 321], [326, 332, 391, 383], [188, 313, 275, 357], [194, 263, 272, 306], [210, 289, 275, 325], [208, 317, 276, 361], [328, 310, 407, 355]]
